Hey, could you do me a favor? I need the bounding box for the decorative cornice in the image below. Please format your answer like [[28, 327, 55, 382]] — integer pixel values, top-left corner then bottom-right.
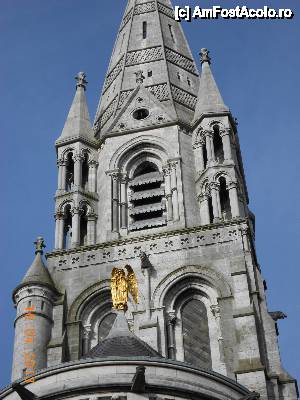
[[46, 218, 248, 259]]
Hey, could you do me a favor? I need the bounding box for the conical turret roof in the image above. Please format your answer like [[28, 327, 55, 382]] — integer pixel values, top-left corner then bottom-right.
[[94, 0, 199, 138], [16, 238, 56, 292], [85, 310, 162, 359], [193, 49, 229, 126], [56, 72, 97, 146]]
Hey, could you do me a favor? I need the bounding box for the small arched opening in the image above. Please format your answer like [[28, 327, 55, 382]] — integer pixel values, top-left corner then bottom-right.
[[213, 125, 224, 163], [219, 177, 231, 220], [66, 153, 74, 191], [63, 204, 72, 249], [82, 153, 89, 191], [80, 205, 88, 246]]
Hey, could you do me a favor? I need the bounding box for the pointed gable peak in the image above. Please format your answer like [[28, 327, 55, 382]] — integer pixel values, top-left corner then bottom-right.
[[21, 238, 56, 290], [107, 84, 174, 134], [193, 49, 229, 126], [56, 72, 96, 146]]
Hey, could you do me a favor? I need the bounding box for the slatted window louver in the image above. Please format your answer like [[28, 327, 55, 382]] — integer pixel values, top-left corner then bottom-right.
[[129, 162, 166, 231]]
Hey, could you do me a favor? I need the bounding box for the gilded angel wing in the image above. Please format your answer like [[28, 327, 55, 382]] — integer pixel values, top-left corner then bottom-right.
[[111, 267, 119, 308], [125, 265, 138, 304]]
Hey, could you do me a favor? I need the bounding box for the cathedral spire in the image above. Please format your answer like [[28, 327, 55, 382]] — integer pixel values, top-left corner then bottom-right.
[[56, 72, 95, 146], [193, 49, 229, 127], [94, 0, 199, 137]]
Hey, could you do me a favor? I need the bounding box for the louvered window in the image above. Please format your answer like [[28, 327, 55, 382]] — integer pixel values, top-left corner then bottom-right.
[[129, 162, 166, 231]]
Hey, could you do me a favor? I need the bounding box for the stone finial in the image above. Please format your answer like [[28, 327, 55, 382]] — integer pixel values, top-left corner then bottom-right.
[[134, 70, 145, 85], [200, 48, 211, 65], [75, 71, 88, 90], [34, 237, 46, 255]]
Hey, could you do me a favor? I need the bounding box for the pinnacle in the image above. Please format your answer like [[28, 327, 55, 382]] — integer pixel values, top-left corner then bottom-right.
[[20, 238, 56, 290], [193, 49, 229, 125], [56, 72, 95, 145]]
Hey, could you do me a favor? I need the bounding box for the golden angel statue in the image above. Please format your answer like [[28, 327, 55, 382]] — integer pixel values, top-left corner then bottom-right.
[[111, 265, 138, 310]]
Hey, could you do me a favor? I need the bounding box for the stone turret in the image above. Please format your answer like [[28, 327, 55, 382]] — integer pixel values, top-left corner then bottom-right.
[[192, 49, 249, 226], [12, 238, 57, 382], [54, 73, 98, 251]]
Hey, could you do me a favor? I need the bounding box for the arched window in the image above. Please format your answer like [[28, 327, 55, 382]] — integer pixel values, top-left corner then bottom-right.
[[63, 204, 72, 249], [181, 299, 212, 369], [219, 177, 231, 220], [213, 125, 224, 163], [80, 205, 88, 246], [82, 153, 89, 191], [98, 313, 117, 341], [129, 161, 166, 231], [66, 153, 74, 191]]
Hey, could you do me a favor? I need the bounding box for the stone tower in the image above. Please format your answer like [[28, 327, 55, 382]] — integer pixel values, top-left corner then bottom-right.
[[2, 1, 297, 400]]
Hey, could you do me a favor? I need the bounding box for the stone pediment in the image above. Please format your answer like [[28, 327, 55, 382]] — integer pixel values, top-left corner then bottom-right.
[[105, 85, 174, 135]]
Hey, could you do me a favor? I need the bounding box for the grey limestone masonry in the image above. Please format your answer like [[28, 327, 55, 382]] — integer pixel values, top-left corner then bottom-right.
[[6, 0, 298, 400]]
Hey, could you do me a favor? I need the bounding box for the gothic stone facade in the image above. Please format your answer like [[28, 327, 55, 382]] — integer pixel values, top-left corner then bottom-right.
[[1, 1, 297, 400]]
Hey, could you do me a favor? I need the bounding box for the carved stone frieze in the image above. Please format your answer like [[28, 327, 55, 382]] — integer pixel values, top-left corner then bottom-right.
[[51, 222, 246, 272], [171, 85, 197, 110], [102, 56, 124, 93], [119, 8, 133, 32], [165, 47, 197, 75], [134, 1, 156, 15], [146, 83, 169, 101], [126, 46, 163, 66], [157, 2, 175, 18], [95, 95, 118, 130]]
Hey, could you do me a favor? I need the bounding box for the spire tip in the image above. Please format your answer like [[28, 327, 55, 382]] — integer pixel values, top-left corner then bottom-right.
[[34, 237, 45, 255], [200, 48, 211, 65], [75, 72, 88, 90]]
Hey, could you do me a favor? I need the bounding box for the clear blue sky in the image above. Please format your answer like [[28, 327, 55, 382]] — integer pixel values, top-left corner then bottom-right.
[[0, 0, 299, 388]]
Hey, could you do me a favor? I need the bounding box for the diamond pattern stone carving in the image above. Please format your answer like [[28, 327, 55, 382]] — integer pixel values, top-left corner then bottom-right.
[[157, 2, 175, 18], [126, 46, 163, 66], [146, 83, 169, 101], [165, 47, 197, 75], [120, 8, 133, 32], [103, 56, 124, 93], [171, 85, 197, 110], [95, 95, 118, 129], [118, 89, 134, 109], [134, 1, 156, 15]]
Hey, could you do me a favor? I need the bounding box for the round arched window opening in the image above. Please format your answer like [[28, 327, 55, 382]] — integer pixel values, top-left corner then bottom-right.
[[132, 108, 149, 120]]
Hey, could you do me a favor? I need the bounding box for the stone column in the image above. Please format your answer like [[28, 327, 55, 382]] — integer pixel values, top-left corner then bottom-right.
[[228, 181, 240, 218], [71, 207, 81, 247], [163, 166, 173, 221], [120, 175, 128, 229], [88, 160, 98, 193], [82, 325, 91, 356], [111, 173, 120, 233], [170, 162, 179, 221], [141, 258, 152, 321], [57, 158, 67, 191], [199, 194, 210, 225], [240, 226, 250, 252], [211, 305, 225, 361], [73, 153, 83, 188], [210, 183, 221, 222], [87, 213, 97, 245], [167, 311, 177, 360], [193, 141, 205, 173], [54, 212, 64, 249], [205, 130, 215, 163], [220, 129, 233, 160]]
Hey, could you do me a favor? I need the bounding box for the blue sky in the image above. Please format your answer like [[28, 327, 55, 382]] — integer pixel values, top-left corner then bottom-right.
[[0, 0, 299, 388]]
